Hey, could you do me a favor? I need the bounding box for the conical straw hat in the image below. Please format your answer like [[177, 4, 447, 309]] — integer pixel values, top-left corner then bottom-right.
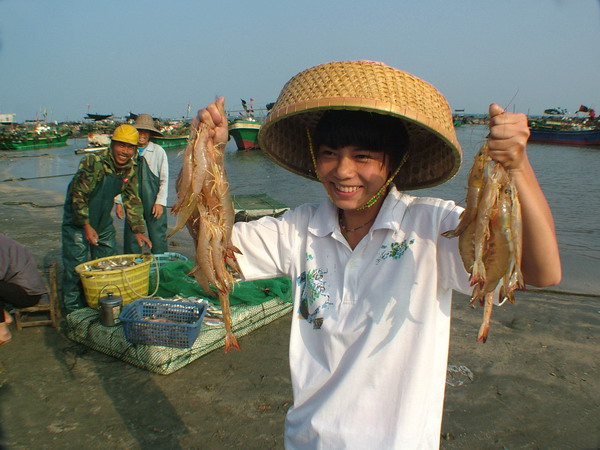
[[259, 60, 462, 190]]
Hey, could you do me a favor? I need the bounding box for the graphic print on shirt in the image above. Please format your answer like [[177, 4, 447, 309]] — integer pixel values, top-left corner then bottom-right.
[[297, 253, 333, 329], [376, 239, 415, 265]]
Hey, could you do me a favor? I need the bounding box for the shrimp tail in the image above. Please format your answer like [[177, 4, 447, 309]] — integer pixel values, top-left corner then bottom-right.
[[225, 332, 241, 353], [476, 292, 494, 343]]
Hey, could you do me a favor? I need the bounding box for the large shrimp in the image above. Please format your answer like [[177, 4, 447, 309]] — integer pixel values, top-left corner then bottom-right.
[[470, 163, 503, 285], [471, 178, 514, 342], [476, 292, 494, 343], [443, 141, 523, 343], [442, 143, 490, 238], [169, 101, 241, 352], [472, 209, 512, 303], [168, 126, 208, 238]]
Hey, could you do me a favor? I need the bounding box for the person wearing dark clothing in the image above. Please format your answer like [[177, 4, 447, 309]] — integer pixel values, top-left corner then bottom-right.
[[61, 124, 152, 313], [0, 233, 47, 345], [115, 114, 169, 254]]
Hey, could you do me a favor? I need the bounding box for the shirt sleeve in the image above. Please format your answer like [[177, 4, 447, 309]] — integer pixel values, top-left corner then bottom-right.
[[121, 169, 146, 234], [436, 201, 471, 294], [231, 209, 299, 281], [69, 155, 100, 227], [155, 146, 169, 206]]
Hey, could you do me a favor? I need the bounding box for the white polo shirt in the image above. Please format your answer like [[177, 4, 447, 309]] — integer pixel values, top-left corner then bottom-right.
[[139, 141, 169, 206], [232, 186, 471, 449]]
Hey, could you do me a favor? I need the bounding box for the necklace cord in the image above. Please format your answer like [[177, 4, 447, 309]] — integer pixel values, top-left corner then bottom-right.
[[356, 152, 409, 211], [338, 213, 375, 234]]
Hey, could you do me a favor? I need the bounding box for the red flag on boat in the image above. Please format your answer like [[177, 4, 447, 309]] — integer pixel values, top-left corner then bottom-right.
[[577, 105, 590, 113]]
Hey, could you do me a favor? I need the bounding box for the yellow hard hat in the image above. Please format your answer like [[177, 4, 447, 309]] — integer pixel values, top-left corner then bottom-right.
[[111, 124, 139, 146]]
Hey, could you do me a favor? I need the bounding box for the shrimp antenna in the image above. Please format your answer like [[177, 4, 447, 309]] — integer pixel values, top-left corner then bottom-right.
[[503, 89, 520, 113]]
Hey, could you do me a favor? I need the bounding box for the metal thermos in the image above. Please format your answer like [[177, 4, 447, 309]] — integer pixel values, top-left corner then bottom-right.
[[99, 292, 122, 327]]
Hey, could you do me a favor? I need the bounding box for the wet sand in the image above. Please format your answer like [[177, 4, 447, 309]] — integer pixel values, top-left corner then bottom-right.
[[1, 183, 599, 449]]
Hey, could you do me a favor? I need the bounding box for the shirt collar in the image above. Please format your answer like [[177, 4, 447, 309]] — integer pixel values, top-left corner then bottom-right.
[[141, 142, 155, 153], [374, 185, 410, 234], [308, 185, 410, 238], [308, 201, 339, 238]]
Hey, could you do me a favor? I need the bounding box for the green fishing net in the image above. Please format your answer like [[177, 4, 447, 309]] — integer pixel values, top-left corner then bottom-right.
[[149, 260, 292, 306]]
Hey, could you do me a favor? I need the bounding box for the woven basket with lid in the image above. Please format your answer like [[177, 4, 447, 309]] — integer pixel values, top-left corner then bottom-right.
[[259, 60, 462, 190]]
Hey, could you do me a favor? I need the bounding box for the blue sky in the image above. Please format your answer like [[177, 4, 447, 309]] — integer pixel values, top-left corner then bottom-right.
[[1, 0, 599, 122]]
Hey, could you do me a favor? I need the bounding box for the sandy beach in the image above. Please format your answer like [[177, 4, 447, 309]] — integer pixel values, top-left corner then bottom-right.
[[1, 181, 599, 449]]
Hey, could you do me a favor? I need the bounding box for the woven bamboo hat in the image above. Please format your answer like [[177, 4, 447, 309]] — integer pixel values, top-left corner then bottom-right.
[[134, 114, 163, 137], [258, 60, 462, 190]]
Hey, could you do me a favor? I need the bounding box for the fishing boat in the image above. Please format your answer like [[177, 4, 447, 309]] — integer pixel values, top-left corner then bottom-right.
[[528, 118, 600, 147], [227, 100, 269, 151], [453, 109, 465, 128], [0, 125, 71, 151], [228, 118, 262, 150], [150, 120, 190, 149], [151, 134, 189, 149], [86, 113, 114, 121]]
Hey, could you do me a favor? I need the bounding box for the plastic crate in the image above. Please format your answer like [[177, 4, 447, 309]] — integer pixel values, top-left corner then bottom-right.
[[119, 299, 206, 348], [75, 254, 153, 308], [150, 252, 189, 274]]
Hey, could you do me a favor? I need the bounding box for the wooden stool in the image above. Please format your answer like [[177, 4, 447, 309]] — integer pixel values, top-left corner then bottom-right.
[[13, 261, 61, 331]]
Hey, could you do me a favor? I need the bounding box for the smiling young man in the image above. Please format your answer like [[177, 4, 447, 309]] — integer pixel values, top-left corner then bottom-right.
[[191, 61, 561, 448], [61, 124, 152, 313]]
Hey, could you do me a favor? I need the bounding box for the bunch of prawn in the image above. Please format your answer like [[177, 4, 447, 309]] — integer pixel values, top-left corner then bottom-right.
[[443, 142, 524, 343], [168, 103, 241, 352]]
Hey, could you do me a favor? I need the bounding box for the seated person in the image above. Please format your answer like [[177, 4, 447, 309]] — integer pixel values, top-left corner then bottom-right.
[[0, 233, 48, 345]]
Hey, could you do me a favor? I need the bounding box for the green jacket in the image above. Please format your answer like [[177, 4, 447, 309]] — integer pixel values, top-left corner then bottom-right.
[[68, 149, 146, 233]]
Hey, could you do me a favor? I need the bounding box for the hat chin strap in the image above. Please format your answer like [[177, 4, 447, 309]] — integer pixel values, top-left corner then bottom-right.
[[306, 127, 409, 210], [355, 152, 408, 210]]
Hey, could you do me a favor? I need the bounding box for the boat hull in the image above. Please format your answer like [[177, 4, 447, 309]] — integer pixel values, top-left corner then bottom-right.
[[228, 120, 261, 150], [0, 132, 70, 151], [75, 146, 107, 155], [529, 128, 600, 147], [151, 135, 189, 148]]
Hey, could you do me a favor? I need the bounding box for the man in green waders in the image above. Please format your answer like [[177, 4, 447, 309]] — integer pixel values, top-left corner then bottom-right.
[[115, 114, 169, 254], [61, 124, 152, 313]]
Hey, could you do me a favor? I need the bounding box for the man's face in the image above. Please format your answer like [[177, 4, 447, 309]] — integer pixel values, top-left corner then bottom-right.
[[138, 130, 151, 147], [111, 141, 137, 167]]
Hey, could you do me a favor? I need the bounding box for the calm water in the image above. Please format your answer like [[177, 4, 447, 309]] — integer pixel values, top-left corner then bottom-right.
[[1, 125, 598, 295]]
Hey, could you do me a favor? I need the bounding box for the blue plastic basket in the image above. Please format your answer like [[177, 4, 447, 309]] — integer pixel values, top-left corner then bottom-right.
[[119, 299, 206, 348], [150, 252, 189, 274]]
